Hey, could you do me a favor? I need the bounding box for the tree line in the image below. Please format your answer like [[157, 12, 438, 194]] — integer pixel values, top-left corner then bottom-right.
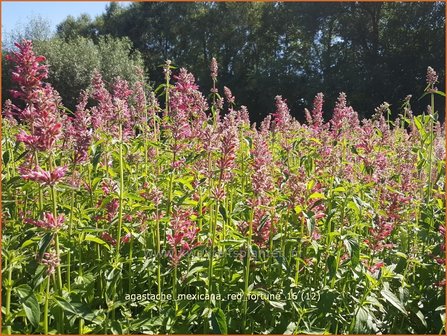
[[3, 2, 445, 122]]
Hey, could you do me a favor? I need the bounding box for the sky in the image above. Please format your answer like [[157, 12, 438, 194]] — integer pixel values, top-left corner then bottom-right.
[[2, 1, 128, 41]]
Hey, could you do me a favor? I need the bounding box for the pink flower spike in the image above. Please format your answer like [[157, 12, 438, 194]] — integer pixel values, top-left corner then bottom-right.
[[41, 251, 60, 275], [27, 212, 65, 230], [20, 165, 67, 186]]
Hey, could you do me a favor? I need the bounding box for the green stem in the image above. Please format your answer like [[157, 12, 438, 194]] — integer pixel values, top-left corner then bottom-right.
[[128, 235, 133, 294], [44, 276, 50, 334], [51, 185, 63, 294], [207, 200, 218, 303], [155, 206, 162, 307], [5, 264, 13, 335], [294, 215, 305, 285], [243, 209, 254, 332], [115, 123, 124, 264], [173, 265, 178, 312], [67, 185, 76, 292]]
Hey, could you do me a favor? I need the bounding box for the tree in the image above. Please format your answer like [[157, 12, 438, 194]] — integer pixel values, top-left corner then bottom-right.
[[7, 2, 445, 121]]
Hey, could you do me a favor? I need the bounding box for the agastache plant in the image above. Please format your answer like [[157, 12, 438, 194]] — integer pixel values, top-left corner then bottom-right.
[[2, 39, 445, 335], [7, 39, 67, 331]]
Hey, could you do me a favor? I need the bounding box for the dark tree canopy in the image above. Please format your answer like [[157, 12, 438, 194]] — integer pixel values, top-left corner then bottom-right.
[[4, 2, 445, 122]]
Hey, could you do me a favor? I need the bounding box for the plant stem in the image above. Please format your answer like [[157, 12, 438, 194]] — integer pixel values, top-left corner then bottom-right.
[[243, 208, 254, 332], [44, 276, 50, 334], [67, 184, 76, 292], [155, 205, 162, 307], [5, 264, 13, 335], [50, 185, 63, 294], [295, 215, 305, 285], [173, 265, 178, 312], [115, 123, 124, 264], [207, 200, 218, 303]]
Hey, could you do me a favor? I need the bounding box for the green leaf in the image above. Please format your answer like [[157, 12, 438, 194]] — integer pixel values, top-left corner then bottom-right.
[[415, 309, 427, 327], [21, 237, 40, 248], [211, 308, 227, 334], [15, 284, 40, 328], [326, 255, 336, 279], [354, 306, 369, 333], [38, 232, 54, 259], [3, 151, 10, 167], [84, 234, 111, 250], [269, 300, 286, 310], [309, 192, 325, 200], [380, 288, 407, 315], [343, 237, 359, 267], [294, 205, 303, 214], [332, 187, 346, 193]]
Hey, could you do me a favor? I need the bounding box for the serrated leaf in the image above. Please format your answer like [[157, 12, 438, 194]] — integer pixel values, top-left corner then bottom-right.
[[211, 308, 227, 334], [380, 288, 407, 315]]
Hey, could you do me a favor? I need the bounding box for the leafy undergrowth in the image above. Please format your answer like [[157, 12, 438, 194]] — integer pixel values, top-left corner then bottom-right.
[[2, 40, 445, 334]]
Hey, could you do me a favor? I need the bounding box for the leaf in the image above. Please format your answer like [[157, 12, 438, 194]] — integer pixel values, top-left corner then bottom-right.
[[21, 237, 39, 248], [3, 151, 10, 167], [343, 237, 359, 267], [309, 192, 325, 200], [415, 309, 427, 327], [326, 255, 336, 279], [395, 252, 408, 259], [257, 214, 270, 233], [15, 284, 40, 328], [38, 232, 54, 259], [380, 288, 407, 315], [219, 239, 245, 246], [211, 308, 227, 334], [219, 205, 228, 223], [294, 205, 303, 214], [354, 306, 369, 333], [84, 234, 111, 250], [269, 300, 286, 310], [332, 187, 346, 193]]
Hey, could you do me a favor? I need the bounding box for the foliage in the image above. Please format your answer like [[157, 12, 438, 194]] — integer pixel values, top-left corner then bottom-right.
[[2, 17, 144, 110], [52, 1, 445, 122], [1, 40, 445, 335]]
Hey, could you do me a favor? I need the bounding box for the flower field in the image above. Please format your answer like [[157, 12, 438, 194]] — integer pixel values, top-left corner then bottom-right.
[[1, 40, 446, 334]]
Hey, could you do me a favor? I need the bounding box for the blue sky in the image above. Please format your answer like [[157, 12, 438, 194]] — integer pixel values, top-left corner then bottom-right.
[[2, 1, 124, 39]]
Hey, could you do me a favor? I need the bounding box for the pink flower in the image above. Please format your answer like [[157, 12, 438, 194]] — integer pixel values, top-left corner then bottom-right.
[[426, 66, 438, 87], [271, 95, 291, 130], [20, 165, 68, 186], [210, 57, 218, 81], [223, 86, 235, 105], [121, 233, 132, 244], [67, 90, 92, 164], [330, 92, 359, 135], [368, 261, 385, 273], [26, 212, 65, 230], [167, 207, 200, 266], [106, 199, 120, 221], [309, 92, 325, 129], [7, 40, 49, 103], [217, 115, 239, 183], [101, 232, 117, 246], [41, 251, 60, 275], [2, 99, 17, 125], [251, 133, 274, 197]]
